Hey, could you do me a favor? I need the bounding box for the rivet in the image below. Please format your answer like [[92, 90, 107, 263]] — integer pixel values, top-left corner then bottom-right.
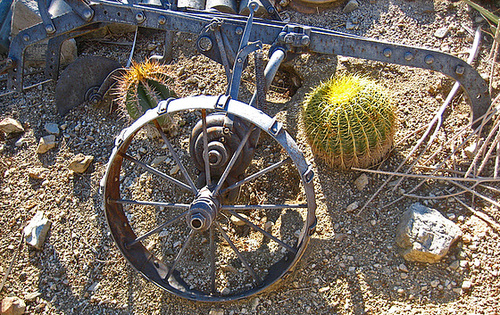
[[83, 9, 93, 20], [23, 34, 30, 42], [198, 36, 213, 52], [455, 65, 465, 75], [424, 55, 434, 65], [45, 24, 55, 34], [158, 16, 166, 25], [404, 52, 414, 61], [235, 27, 243, 35], [237, 57, 243, 63], [301, 35, 310, 46], [383, 48, 392, 58], [135, 12, 145, 23]]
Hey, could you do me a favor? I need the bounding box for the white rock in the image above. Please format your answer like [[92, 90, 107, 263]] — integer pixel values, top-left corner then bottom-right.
[[461, 280, 472, 290], [68, 154, 94, 173], [346, 201, 359, 212], [28, 167, 49, 179], [264, 221, 273, 232], [449, 260, 460, 271], [434, 26, 449, 39], [0, 118, 24, 134], [230, 214, 247, 226], [209, 308, 225, 315], [354, 174, 369, 191], [1, 296, 26, 315], [36, 135, 56, 154], [15, 137, 28, 147], [44, 123, 60, 136], [151, 156, 168, 167], [24, 211, 51, 250], [170, 164, 180, 175]]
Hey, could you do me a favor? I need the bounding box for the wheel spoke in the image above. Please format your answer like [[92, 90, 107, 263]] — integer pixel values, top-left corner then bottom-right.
[[209, 226, 216, 294], [202, 109, 212, 186], [227, 210, 297, 254], [153, 120, 198, 194], [221, 204, 308, 210], [165, 229, 195, 281], [215, 222, 262, 285], [110, 198, 190, 209], [220, 158, 291, 194], [213, 127, 254, 195], [121, 153, 193, 192], [126, 211, 189, 247]]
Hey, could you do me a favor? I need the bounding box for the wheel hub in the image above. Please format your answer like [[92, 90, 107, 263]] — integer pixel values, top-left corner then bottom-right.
[[187, 187, 220, 231]]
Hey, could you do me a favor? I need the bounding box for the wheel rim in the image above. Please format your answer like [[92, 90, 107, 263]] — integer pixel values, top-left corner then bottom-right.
[[102, 95, 316, 302]]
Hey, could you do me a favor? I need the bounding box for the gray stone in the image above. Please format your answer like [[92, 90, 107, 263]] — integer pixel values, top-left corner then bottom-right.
[[449, 260, 460, 271], [24, 211, 51, 250], [209, 309, 225, 315], [346, 201, 358, 212], [461, 280, 472, 290], [396, 203, 462, 263], [354, 173, 369, 191], [1, 296, 26, 315], [0, 118, 24, 134], [36, 135, 56, 154], [68, 154, 94, 173], [343, 0, 359, 14], [44, 123, 60, 136], [346, 20, 358, 30], [434, 26, 449, 39]]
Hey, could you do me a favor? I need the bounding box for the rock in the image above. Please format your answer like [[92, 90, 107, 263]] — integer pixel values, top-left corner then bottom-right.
[[68, 154, 94, 173], [36, 135, 56, 154], [151, 156, 168, 167], [230, 214, 247, 226], [24, 211, 51, 250], [461, 280, 472, 290], [0, 118, 24, 134], [28, 167, 49, 179], [343, 0, 359, 14], [434, 26, 449, 39], [464, 142, 477, 159], [221, 287, 231, 295], [346, 20, 358, 30], [170, 164, 180, 175], [264, 221, 273, 232], [24, 292, 41, 302], [398, 263, 409, 273], [346, 201, 358, 212], [209, 309, 224, 315], [44, 123, 60, 136], [354, 173, 369, 191], [430, 280, 440, 288], [1, 296, 26, 315], [395, 203, 462, 263], [15, 138, 29, 147], [251, 297, 260, 311], [449, 260, 460, 271]]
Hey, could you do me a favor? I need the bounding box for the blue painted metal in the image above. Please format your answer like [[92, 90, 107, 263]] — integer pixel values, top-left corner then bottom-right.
[[0, 0, 13, 54]]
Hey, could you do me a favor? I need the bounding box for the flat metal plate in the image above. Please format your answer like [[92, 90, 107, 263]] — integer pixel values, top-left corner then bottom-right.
[[55, 55, 121, 115]]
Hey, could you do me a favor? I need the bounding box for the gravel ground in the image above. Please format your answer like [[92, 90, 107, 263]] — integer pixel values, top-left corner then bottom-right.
[[1, 0, 500, 314]]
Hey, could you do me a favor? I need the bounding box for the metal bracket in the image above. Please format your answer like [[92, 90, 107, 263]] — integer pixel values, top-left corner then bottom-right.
[[278, 24, 311, 52]]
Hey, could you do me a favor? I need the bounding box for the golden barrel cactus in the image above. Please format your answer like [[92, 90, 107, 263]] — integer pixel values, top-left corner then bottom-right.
[[115, 60, 176, 130], [302, 74, 397, 169]]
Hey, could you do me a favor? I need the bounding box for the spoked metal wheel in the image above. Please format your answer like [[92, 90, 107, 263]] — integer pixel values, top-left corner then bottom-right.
[[102, 95, 316, 302]]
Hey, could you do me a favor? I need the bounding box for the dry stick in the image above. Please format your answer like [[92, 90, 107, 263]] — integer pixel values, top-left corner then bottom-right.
[[489, 24, 500, 96], [351, 167, 500, 183], [403, 190, 467, 200], [475, 121, 500, 176], [495, 141, 500, 178], [392, 27, 483, 191], [451, 180, 500, 208], [451, 195, 500, 233], [464, 115, 500, 178], [358, 107, 495, 214], [377, 110, 497, 210], [0, 231, 24, 292], [356, 29, 484, 215]]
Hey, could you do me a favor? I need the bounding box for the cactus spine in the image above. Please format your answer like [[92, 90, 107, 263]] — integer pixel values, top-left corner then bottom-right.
[[302, 74, 396, 169], [115, 60, 176, 129]]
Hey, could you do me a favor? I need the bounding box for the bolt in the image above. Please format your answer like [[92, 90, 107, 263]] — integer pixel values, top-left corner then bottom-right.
[[135, 12, 145, 23], [284, 34, 293, 44], [45, 24, 55, 34], [23, 34, 30, 42], [301, 35, 310, 46], [237, 57, 243, 63], [235, 27, 243, 35], [158, 16, 166, 25], [455, 64, 465, 75], [223, 127, 230, 134], [383, 48, 392, 58], [424, 55, 434, 65], [404, 52, 414, 61], [83, 9, 93, 20], [267, 7, 275, 14], [198, 36, 213, 52], [220, 137, 226, 143]]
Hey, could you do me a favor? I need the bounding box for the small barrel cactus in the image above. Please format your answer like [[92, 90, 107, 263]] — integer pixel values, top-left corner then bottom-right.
[[115, 59, 176, 130], [302, 74, 397, 169]]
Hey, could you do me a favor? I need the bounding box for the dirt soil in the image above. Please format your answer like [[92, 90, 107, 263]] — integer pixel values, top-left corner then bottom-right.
[[1, 0, 500, 314]]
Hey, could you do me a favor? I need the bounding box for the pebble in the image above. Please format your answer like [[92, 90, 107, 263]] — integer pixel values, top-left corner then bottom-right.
[[36, 135, 57, 154], [460, 260, 469, 268], [170, 164, 180, 175], [449, 260, 460, 271], [399, 264, 409, 273], [250, 297, 259, 310], [461, 280, 472, 290], [430, 280, 439, 288], [343, 0, 359, 14], [151, 156, 168, 167], [28, 167, 49, 179], [354, 174, 369, 191], [221, 288, 230, 295], [44, 122, 60, 136], [15, 137, 28, 147], [346, 201, 358, 212], [24, 292, 41, 302], [346, 20, 358, 30], [434, 26, 449, 39], [209, 308, 224, 315], [230, 214, 247, 226], [68, 154, 94, 174], [0, 117, 24, 134], [264, 221, 273, 232], [24, 211, 51, 250], [1, 296, 26, 315], [400, 273, 408, 280]]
